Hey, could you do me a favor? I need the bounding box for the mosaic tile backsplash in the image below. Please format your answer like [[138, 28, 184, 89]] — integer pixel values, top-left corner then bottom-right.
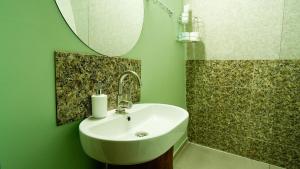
[[186, 60, 300, 169], [55, 51, 141, 126]]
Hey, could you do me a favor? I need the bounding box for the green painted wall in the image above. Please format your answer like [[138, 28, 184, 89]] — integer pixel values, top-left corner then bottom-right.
[[127, 0, 185, 107], [0, 0, 185, 169]]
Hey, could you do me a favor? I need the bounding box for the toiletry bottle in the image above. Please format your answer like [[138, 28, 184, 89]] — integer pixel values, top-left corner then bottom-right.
[[91, 89, 107, 118]]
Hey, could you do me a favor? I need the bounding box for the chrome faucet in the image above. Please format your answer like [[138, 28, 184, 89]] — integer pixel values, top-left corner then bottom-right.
[[116, 70, 141, 114]]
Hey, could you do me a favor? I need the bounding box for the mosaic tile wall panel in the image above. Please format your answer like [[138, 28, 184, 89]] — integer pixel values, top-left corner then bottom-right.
[[186, 60, 300, 169], [55, 51, 141, 126]]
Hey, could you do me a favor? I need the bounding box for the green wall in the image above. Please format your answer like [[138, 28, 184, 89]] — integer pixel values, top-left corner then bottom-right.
[[127, 0, 185, 107], [0, 0, 185, 169]]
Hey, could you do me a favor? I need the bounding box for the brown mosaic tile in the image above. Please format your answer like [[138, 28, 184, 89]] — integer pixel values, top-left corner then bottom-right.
[[251, 88, 276, 115], [55, 51, 141, 125], [246, 138, 271, 163], [275, 60, 300, 89], [268, 143, 300, 169], [191, 128, 226, 151], [223, 112, 251, 137], [253, 60, 300, 89], [219, 134, 250, 158], [201, 61, 254, 87], [274, 87, 300, 112], [248, 114, 272, 142], [253, 61, 279, 89], [250, 88, 275, 141], [273, 127, 299, 149], [194, 128, 250, 158], [233, 87, 252, 114], [188, 117, 211, 145], [231, 61, 255, 87], [203, 86, 235, 113], [186, 60, 300, 169], [273, 110, 300, 131]]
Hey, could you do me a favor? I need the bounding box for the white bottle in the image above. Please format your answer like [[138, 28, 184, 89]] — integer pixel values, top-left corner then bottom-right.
[[91, 89, 107, 118]]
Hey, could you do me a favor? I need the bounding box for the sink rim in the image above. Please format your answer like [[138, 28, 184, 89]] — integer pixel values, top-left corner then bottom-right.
[[79, 103, 189, 142], [79, 103, 189, 165]]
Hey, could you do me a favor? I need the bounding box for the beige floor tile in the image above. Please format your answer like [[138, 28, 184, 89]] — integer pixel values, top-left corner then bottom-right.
[[173, 166, 183, 169], [174, 142, 269, 169], [269, 165, 285, 169]]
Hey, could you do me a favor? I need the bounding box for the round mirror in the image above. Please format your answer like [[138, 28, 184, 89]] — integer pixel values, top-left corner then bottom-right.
[[56, 0, 144, 56]]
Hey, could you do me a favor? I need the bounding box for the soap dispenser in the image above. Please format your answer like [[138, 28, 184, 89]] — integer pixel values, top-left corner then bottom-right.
[[91, 88, 107, 118]]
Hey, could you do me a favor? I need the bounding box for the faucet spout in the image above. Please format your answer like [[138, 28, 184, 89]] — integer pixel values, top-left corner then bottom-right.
[[118, 70, 141, 95], [116, 70, 141, 114]]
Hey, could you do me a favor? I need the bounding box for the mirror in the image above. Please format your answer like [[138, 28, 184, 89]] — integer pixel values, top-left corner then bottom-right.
[[56, 0, 144, 56]]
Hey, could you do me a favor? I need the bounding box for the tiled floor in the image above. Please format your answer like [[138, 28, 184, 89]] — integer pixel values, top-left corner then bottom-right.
[[174, 142, 284, 169]]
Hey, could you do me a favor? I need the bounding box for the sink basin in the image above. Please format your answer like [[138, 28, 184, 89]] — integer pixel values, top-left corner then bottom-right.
[[79, 103, 189, 165]]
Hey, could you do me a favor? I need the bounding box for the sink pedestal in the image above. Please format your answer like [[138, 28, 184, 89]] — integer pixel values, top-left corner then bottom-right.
[[107, 147, 173, 169]]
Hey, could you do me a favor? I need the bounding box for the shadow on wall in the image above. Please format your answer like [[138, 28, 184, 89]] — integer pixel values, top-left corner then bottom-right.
[[186, 41, 206, 60], [185, 9, 206, 60]]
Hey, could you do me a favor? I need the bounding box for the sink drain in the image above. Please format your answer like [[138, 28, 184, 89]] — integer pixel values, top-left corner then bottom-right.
[[135, 131, 148, 137]]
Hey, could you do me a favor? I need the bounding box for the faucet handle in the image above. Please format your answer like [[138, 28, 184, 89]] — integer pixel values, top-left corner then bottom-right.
[[119, 100, 133, 109], [115, 99, 132, 114]]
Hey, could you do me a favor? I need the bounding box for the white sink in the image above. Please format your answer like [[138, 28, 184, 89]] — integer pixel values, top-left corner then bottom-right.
[[79, 103, 189, 165]]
